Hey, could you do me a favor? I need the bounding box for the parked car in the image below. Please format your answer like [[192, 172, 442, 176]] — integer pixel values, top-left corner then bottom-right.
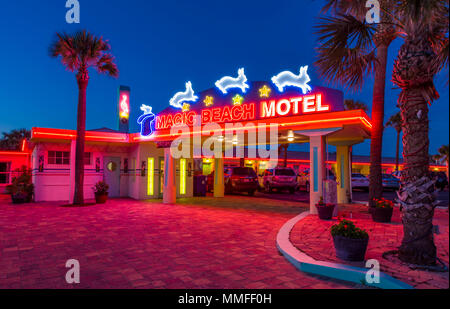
[[262, 168, 297, 193], [224, 167, 259, 196], [298, 169, 336, 193], [351, 173, 369, 191], [432, 171, 448, 191], [382, 173, 400, 190]]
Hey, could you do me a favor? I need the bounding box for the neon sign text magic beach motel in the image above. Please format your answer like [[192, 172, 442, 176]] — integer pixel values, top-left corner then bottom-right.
[[154, 94, 328, 130]]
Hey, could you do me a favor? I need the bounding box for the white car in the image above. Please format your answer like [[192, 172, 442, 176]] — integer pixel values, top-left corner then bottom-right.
[[351, 173, 369, 191]]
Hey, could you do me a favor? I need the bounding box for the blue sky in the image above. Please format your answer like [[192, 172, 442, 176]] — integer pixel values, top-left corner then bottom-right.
[[0, 0, 448, 157]]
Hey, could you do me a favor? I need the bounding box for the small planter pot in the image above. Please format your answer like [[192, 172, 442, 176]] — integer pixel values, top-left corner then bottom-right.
[[316, 204, 335, 220], [371, 207, 393, 223], [95, 193, 108, 204], [332, 235, 369, 261]]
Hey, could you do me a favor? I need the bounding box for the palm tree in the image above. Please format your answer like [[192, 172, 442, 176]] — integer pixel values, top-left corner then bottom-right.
[[392, 0, 448, 265], [433, 145, 449, 179], [344, 99, 369, 114], [386, 112, 402, 172], [50, 30, 118, 205], [0, 129, 30, 150], [314, 0, 397, 208]]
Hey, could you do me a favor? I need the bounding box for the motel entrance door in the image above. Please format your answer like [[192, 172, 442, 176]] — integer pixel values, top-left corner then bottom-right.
[[104, 157, 121, 197]]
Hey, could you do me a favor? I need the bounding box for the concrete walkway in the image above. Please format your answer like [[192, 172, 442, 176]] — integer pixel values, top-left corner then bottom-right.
[[0, 196, 360, 289]]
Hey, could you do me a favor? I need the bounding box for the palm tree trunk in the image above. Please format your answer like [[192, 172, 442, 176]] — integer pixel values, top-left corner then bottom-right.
[[398, 88, 436, 265], [395, 130, 400, 172], [368, 43, 389, 207], [73, 68, 89, 205]]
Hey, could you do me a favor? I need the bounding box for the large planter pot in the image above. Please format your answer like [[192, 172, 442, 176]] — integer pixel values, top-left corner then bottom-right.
[[316, 204, 335, 220], [332, 235, 369, 261], [95, 193, 108, 204], [371, 207, 393, 223], [11, 193, 27, 204]]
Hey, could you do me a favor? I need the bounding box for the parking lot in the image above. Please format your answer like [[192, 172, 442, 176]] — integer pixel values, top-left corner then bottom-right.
[[249, 188, 450, 207]]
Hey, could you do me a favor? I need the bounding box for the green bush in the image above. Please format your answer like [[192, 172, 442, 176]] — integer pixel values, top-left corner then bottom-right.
[[331, 219, 369, 239]]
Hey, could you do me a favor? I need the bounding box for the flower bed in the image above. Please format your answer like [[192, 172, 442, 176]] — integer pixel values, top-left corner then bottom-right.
[[289, 204, 449, 289]]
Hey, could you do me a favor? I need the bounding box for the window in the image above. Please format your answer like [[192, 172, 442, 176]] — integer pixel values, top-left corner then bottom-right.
[[0, 162, 10, 184], [47, 151, 91, 165], [48, 151, 70, 165]]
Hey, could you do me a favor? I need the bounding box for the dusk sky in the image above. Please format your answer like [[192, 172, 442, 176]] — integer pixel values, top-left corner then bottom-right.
[[0, 0, 448, 157]]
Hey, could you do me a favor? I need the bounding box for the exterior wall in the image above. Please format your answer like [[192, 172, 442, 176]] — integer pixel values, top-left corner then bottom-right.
[[32, 142, 133, 202], [0, 153, 30, 193]]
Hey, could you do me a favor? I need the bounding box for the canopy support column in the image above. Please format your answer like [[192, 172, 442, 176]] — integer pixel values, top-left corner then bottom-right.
[[214, 157, 224, 198], [163, 147, 176, 204]]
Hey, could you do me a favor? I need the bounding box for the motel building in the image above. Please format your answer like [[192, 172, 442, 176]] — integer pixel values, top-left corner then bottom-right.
[[4, 72, 444, 212]]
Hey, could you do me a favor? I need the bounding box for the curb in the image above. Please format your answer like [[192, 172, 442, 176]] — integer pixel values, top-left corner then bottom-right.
[[276, 212, 414, 289]]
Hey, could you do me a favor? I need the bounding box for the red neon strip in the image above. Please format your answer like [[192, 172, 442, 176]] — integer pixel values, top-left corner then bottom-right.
[[0, 151, 29, 155]]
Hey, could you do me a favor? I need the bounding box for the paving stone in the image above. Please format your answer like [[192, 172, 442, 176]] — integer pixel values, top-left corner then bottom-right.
[[0, 196, 356, 289]]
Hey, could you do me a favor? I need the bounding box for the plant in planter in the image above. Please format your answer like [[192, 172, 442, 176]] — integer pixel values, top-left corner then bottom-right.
[[93, 181, 109, 204], [316, 196, 336, 220], [371, 198, 394, 223], [331, 219, 369, 261], [6, 166, 34, 204]]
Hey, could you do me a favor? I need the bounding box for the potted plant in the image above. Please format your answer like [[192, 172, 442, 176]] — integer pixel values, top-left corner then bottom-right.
[[316, 196, 336, 220], [6, 166, 34, 204], [331, 219, 369, 261], [93, 181, 109, 204], [371, 198, 394, 223]]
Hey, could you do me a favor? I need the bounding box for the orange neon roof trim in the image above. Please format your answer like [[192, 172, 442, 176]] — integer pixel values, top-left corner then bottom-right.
[[131, 110, 372, 142], [31, 110, 372, 144]]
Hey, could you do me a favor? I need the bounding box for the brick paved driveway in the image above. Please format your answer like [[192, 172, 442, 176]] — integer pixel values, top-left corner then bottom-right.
[[0, 196, 358, 289]]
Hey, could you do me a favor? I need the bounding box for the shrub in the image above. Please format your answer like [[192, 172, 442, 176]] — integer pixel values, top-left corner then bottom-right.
[[6, 166, 34, 199], [331, 219, 369, 239], [93, 181, 109, 195], [373, 198, 394, 209]]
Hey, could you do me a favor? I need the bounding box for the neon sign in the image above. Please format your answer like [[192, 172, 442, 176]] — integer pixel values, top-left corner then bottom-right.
[[119, 94, 130, 119], [215, 68, 250, 94], [137, 105, 156, 137], [155, 104, 255, 130], [204, 96, 214, 107], [259, 85, 271, 98], [169, 81, 198, 109], [232, 94, 244, 106], [260, 94, 329, 118], [154, 93, 331, 131], [271, 66, 311, 94]]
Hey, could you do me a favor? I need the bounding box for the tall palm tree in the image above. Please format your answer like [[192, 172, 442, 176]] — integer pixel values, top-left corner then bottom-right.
[[344, 99, 369, 114], [386, 112, 402, 172], [0, 129, 30, 150], [433, 145, 449, 179], [314, 0, 397, 208], [50, 30, 118, 205], [392, 0, 448, 265]]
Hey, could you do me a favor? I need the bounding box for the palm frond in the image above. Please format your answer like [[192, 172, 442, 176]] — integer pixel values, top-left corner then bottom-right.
[[314, 14, 377, 91], [50, 30, 119, 78], [321, 0, 368, 19], [386, 111, 402, 131]]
